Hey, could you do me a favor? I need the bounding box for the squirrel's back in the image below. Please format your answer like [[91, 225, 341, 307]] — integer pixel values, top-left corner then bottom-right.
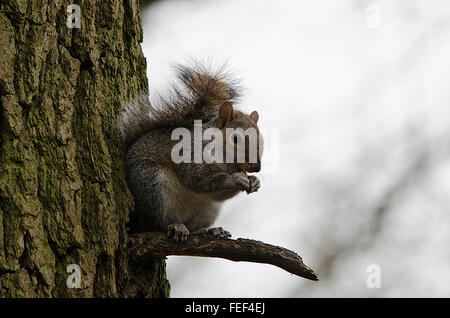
[[118, 62, 241, 149]]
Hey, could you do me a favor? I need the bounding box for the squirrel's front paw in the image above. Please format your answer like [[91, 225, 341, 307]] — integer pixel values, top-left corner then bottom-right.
[[167, 223, 189, 242], [229, 172, 250, 191], [246, 175, 260, 194]]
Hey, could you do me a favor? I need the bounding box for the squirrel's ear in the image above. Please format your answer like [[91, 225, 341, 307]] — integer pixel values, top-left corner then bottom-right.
[[250, 111, 259, 124], [218, 101, 234, 128]]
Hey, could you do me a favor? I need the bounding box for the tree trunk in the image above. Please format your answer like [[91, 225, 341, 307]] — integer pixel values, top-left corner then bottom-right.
[[0, 0, 170, 297]]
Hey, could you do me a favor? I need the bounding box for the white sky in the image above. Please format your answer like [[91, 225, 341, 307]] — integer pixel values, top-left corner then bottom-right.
[[140, 0, 450, 297]]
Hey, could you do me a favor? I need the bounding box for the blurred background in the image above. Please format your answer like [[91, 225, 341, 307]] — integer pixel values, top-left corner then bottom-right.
[[139, 0, 450, 297]]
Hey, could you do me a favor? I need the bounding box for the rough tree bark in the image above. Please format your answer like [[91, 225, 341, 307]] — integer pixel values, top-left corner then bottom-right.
[[0, 0, 170, 297], [129, 232, 319, 282]]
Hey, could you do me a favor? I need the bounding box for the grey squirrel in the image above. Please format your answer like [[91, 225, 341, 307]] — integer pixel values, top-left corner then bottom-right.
[[118, 62, 263, 241]]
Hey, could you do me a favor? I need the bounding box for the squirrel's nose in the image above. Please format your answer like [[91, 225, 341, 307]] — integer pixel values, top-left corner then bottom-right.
[[248, 162, 261, 173]]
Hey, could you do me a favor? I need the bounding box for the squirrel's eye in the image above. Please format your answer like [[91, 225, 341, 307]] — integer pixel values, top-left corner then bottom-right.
[[232, 133, 240, 144]]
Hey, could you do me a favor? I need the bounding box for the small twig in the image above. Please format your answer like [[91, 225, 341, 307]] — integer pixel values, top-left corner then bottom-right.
[[127, 232, 318, 281]]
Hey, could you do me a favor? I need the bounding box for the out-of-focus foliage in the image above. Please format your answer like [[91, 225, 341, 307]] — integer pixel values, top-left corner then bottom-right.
[[140, 0, 450, 297]]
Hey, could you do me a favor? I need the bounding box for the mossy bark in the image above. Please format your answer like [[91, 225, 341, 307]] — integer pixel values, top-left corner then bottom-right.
[[0, 0, 170, 297]]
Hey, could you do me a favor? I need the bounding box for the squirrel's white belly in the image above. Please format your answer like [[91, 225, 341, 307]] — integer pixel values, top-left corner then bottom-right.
[[157, 169, 222, 228]]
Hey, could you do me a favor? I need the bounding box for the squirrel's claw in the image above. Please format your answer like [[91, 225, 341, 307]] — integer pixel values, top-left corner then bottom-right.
[[167, 223, 190, 242], [192, 227, 232, 239], [230, 172, 250, 191], [246, 175, 260, 194]]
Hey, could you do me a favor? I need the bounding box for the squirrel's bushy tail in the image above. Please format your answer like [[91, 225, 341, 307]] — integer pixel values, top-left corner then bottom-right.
[[118, 93, 153, 149], [118, 61, 241, 148]]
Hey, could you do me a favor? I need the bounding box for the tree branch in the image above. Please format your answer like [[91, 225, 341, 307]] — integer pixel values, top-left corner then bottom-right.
[[127, 232, 319, 281]]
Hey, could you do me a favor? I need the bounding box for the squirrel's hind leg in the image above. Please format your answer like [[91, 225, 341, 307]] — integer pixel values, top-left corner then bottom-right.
[[167, 223, 189, 242], [167, 225, 231, 242]]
